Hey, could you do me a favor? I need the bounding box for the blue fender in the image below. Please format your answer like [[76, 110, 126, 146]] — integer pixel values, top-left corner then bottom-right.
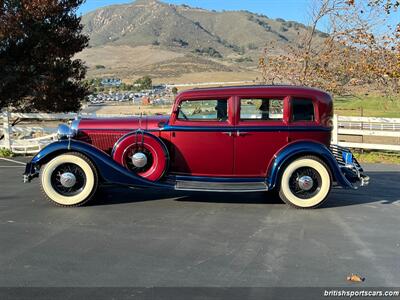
[[26, 140, 173, 189], [266, 141, 353, 190]]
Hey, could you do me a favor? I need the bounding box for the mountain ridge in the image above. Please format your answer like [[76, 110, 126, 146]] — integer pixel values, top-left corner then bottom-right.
[[79, 0, 328, 81]]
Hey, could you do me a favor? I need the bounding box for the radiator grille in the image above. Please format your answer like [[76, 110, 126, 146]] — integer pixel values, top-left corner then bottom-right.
[[77, 130, 128, 154], [330, 144, 362, 170]]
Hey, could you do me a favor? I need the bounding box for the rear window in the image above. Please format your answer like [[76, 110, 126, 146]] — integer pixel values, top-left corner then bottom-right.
[[291, 98, 315, 122], [240, 98, 284, 121]]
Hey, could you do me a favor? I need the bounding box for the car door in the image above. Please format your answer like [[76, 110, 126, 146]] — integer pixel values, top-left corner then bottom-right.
[[168, 97, 235, 177], [288, 97, 331, 145], [233, 96, 289, 177]]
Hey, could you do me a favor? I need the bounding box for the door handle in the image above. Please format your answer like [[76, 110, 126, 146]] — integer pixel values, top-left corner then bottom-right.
[[222, 132, 233, 136], [237, 131, 249, 136]]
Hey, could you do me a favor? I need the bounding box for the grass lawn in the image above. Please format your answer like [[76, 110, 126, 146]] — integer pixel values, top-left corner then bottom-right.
[[354, 151, 400, 164], [334, 95, 400, 118]]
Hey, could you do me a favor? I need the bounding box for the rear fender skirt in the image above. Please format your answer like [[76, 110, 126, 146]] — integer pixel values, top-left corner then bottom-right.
[[266, 141, 353, 190], [29, 140, 172, 189]]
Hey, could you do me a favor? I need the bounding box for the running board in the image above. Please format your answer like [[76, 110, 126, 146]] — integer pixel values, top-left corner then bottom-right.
[[175, 180, 268, 192]]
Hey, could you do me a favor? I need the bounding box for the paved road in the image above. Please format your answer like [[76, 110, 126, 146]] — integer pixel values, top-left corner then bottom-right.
[[0, 158, 399, 288]]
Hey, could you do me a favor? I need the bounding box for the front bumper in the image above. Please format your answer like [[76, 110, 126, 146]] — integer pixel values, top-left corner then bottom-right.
[[330, 145, 370, 189]]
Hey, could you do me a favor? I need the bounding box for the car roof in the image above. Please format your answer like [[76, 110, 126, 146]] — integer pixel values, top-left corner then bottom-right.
[[177, 85, 331, 101]]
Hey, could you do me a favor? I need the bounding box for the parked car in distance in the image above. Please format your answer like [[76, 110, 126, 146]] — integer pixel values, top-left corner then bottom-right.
[[24, 85, 369, 209]]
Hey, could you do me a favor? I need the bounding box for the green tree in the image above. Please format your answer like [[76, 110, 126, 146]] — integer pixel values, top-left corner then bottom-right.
[[0, 0, 89, 112], [172, 87, 178, 95], [120, 83, 127, 90], [134, 76, 152, 90]]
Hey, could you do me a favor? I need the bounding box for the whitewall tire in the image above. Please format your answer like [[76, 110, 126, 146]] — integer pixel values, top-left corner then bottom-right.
[[279, 156, 332, 209], [40, 152, 98, 207]]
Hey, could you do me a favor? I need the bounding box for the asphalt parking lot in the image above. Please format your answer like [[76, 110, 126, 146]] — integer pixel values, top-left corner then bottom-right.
[[0, 157, 399, 288]]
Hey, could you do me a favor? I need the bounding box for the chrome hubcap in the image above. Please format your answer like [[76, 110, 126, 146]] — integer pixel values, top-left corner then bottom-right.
[[60, 172, 77, 188], [298, 176, 314, 191], [131, 152, 147, 168]]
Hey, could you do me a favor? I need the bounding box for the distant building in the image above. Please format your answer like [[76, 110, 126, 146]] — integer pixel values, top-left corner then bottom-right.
[[101, 78, 122, 87], [142, 96, 151, 105]]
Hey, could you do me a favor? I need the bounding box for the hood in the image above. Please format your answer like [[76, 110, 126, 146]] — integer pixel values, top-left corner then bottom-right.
[[78, 115, 170, 131]]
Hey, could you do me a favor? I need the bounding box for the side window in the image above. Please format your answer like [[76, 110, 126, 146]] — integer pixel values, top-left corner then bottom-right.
[[240, 98, 284, 121], [291, 98, 315, 122], [178, 99, 228, 121]]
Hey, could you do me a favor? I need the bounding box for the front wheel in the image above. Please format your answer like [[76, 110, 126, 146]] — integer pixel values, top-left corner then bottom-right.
[[279, 156, 332, 209], [40, 152, 98, 207]]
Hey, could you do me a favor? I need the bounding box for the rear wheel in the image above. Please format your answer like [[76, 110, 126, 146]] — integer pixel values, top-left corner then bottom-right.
[[279, 156, 331, 209], [40, 152, 98, 207]]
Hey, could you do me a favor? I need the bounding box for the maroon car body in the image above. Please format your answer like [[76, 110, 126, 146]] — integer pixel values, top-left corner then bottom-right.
[[78, 86, 332, 177], [24, 85, 369, 208]]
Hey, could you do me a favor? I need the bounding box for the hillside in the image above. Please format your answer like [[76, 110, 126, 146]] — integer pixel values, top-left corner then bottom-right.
[[79, 0, 328, 82]]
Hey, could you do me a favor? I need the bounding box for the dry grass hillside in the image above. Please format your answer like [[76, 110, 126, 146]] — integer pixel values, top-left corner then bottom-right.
[[79, 0, 328, 82]]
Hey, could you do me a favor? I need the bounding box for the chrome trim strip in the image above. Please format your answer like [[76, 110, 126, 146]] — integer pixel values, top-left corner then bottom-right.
[[175, 180, 268, 192], [175, 188, 268, 193]]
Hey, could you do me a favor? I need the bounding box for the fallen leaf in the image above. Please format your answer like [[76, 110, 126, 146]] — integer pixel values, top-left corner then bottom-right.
[[347, 274, 365, 282]]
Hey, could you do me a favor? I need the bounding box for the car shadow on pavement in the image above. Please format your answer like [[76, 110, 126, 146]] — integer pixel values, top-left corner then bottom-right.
[[91, 187, 282, 206], [90, 171, 400, 208], [322, 171, 400, 208]]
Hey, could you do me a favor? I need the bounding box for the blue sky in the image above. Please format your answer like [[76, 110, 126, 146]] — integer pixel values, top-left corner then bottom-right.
[[78, 0, 399, 32], [78, 0, 313, 26]]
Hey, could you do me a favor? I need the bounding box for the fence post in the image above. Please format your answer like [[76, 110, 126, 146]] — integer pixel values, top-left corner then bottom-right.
[[2, 110, 11, 150], [332, 114, 338, 145]]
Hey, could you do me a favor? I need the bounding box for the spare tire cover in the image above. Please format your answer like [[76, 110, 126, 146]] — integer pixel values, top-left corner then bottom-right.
[[112, 132, 169, 182]]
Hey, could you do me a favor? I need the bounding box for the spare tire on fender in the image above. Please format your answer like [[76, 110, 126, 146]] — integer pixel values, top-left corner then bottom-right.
[[112, 131, 169, 182]]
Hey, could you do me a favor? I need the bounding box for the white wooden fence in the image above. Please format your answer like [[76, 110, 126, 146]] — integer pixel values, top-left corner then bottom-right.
[[0, 111, 132, 154], [1, 112, 400, 154], [332, 115, 400, 151]]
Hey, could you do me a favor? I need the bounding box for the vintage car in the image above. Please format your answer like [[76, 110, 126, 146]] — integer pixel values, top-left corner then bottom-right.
[[23, 86, 369, 209]]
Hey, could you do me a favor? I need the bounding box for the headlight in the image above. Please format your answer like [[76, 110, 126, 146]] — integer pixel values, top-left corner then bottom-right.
[[57, 124, 76, 140], [70, 119, 80, 132]]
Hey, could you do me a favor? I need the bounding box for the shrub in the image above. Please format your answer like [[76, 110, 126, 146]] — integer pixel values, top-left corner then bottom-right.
[[318, 32, 330, 38], [193, 47, 223, 58], [248, 16, 271, 31], [0, 148, 14, 157], [247, 43, 258, 50], [235, 57, 253, 63], [172, 38, 188, 47]]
